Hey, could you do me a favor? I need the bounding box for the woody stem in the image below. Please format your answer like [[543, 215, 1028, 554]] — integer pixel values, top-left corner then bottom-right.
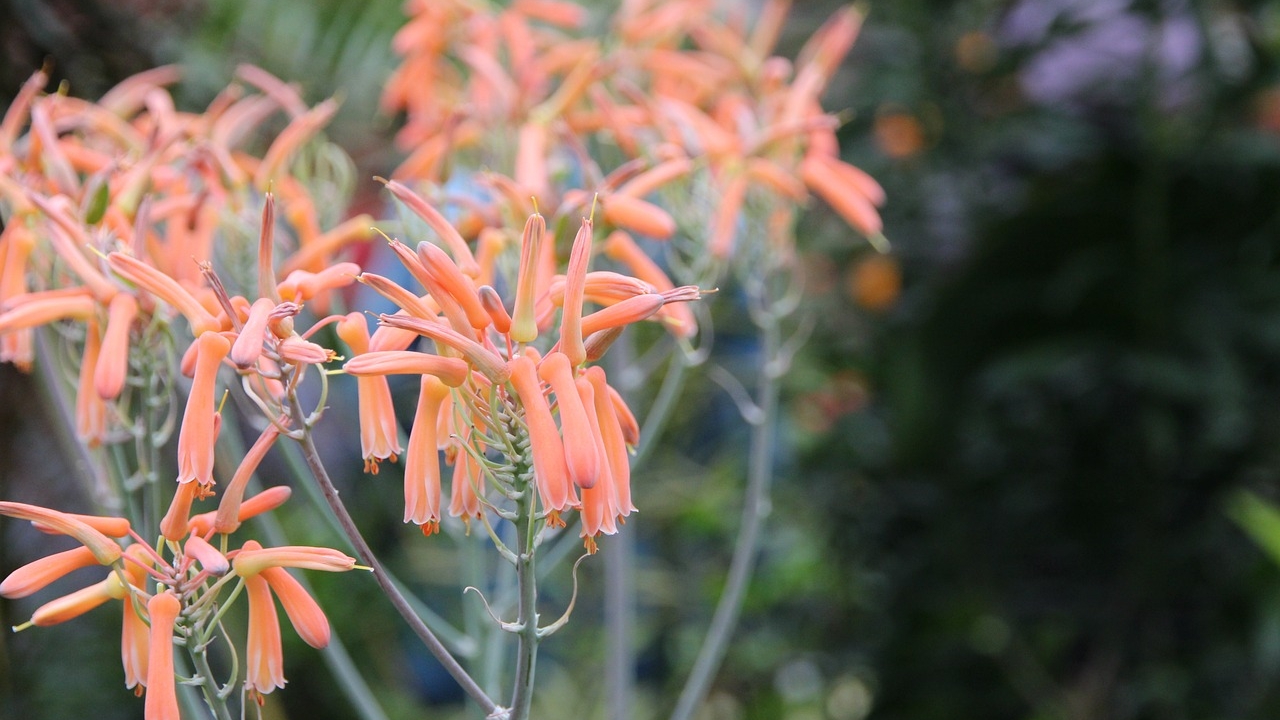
[[285, 392, 500, 716]]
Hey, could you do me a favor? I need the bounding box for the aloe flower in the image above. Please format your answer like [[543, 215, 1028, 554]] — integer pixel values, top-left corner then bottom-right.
[[233, 540, 357, 696]]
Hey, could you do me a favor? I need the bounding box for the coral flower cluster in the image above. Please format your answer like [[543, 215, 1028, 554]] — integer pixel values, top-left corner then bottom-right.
[[0, 0, 886, 715], [0, 488, 357, 714], [0, 66, 369, 716], [345, 180, 701, 550], [0, 65, 371, 448], [382, 0, 886, 263]]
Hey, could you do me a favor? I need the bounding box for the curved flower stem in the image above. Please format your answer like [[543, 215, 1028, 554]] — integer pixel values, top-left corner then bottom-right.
[[508, 478, 540, 720], [669, 314, 781, 720], [276, 434, 477, 655], [285, 392, 500, 717], [213, 412, 394, 720]]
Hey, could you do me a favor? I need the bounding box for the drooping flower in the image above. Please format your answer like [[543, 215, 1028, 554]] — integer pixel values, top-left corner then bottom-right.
[[232, 540, 356, 696], [404, 375, 451, 531], [176, 330, 231, 487], [336, 313, 403, 473], [145, 592, 182, 720]]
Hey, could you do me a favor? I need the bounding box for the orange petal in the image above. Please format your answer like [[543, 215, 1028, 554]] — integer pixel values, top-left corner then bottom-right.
[[263, 566, 331, 649], [145, 593, 182, 719]]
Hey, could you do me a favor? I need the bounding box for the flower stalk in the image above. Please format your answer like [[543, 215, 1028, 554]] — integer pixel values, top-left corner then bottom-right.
[[284, 390, 500, 716]]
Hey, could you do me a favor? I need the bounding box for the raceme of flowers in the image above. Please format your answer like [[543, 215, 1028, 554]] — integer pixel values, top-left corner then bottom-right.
[[382, 0, 886, 258], [0, 0, 884, 716]]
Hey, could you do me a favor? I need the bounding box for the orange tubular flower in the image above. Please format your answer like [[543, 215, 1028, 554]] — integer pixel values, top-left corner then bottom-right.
[[798, 152, 884, 239], [578, 293, 666, 338], [145, 592, 182, 720], [107, 252, 221, 335], [0, 546, 98, 599], [587, 367, 635, 516], [337, 314, 403, 473], [478, 285, 512, 333], [120, 549, 150, 694], [514, 121, 549, 202], [76, 317, 107, 446], [213, 425, 281, 535], [418, 241, 491, 331], [261, 566, 331, 648], [0, 502, 123, 564], [233, 538, 351, 694], [176, 331, 231, 487], [159, 479, 199, 541], [95, 292, 137, 400], [344, 350, 470, 388], [382, 179, 480, 277], [538, 351, 599, 489], [0, 292, 96, 334], [0, 222, 35, 369], [576, 375, 618, 551], [232, 544, 358, 577], [404, 375, 450, 530], [231, 297, 275, 368], [558, 217, 592, 367], [190, 485, 293, 537], [378, 313, 510, 383], [276, 261, 363, 302], [508, 354, 575, 514], [602, 231, 697, 338], [30, 570, 128, 627], [602, 194, 676, 241], [510, 212, 547, 343], [184, 534, 230, 576], [449, 427, 486, 521], [243, 571, 286, 695]]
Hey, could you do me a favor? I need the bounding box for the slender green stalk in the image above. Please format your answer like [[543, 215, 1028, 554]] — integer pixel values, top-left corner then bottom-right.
[[188, 643, 234, 720], [508, 478, 539, 720], [285, 392, 500, 716], [669, 316, 781, 720]]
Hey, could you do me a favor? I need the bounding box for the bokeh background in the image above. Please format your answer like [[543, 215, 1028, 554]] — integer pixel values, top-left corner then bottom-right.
[[6, 0, 1280, 719]]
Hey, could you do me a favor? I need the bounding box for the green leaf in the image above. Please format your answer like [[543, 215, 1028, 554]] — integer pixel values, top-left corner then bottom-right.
[[83, 179, 110, 225], [1227, 489, 1280, 567]]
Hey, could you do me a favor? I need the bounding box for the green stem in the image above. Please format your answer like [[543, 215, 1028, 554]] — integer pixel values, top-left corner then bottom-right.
[[669, 316, 781, 720], [286, 393, 500, 716], [507, 482, 539, 720], [188, 642, 234, 720]]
